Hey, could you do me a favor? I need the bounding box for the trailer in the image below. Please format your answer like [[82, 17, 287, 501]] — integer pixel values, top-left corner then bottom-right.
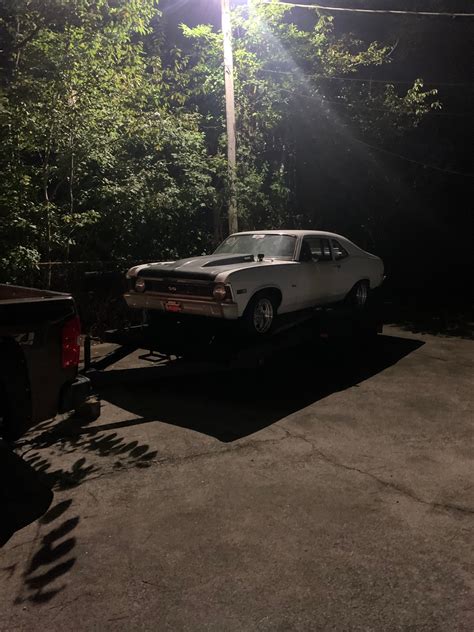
[[83, 294, 383, 386]]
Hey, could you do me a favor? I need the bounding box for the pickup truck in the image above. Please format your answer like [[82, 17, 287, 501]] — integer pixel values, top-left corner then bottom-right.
[[0, 284, 93, 441]]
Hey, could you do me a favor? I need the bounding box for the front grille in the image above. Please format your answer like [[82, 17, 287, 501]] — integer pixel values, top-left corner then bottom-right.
[[144, 278, 214, 298]]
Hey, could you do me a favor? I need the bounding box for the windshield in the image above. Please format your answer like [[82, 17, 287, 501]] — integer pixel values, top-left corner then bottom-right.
[[214, 234, 297, 260]]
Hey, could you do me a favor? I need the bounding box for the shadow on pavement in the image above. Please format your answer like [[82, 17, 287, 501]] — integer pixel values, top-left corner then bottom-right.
[[0, 443, 82, 603], [2, 424, 157, 605], [15, 503, 79, 605], [382, 294, 473, 340], [96, 333, 424, 442], [0, 442, 53, 548], [1, 333, 423, 606]]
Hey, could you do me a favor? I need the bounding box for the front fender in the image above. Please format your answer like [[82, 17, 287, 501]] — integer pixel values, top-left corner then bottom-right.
[[232, 281, 284, 317], [219, 263, 297, 317]]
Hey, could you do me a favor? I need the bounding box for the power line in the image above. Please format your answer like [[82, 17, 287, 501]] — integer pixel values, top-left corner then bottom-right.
[[259, 68, 474, 88], [322, 100, 472, 117], [290, 92, 473, 116], [262, 2, 474, 18], [275, 88, 474, 177], [350, 137, 474, 177]]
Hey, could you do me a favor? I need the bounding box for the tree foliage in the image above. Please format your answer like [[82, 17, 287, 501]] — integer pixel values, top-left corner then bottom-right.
[[176, 1, 439, 238], [0, 0, 440, 283]]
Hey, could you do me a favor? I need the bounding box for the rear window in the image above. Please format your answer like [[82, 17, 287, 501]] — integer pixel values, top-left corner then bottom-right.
[[331, 239, 349, 261]]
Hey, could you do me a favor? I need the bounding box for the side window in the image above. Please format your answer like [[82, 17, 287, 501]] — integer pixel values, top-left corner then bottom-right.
[[303, 237, 332, 262], [331, 239, 349, 261], [321, 239, 331, 261]]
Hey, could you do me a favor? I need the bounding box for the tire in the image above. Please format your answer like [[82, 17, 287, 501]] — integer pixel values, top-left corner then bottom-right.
[[0, 342, 33, 442], [346, 280, 370, 310], [0, 380, 23, 442], [0, 381, 8, 438], [241, 291, 277, 336]]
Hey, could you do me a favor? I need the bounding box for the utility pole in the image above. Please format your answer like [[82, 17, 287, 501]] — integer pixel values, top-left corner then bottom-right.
[[221, 0, 238, 234]]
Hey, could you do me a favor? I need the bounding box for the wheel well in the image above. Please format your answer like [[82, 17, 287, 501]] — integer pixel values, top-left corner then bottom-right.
[[251, 287, 282, 309], [351, 279, 370, 292]]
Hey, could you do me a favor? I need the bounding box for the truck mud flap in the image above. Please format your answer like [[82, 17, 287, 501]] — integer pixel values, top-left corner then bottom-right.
[[59, 374, 93, 413]]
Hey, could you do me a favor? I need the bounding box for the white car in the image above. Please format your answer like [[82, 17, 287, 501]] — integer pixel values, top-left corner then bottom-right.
[[125, 230, 384, 336]]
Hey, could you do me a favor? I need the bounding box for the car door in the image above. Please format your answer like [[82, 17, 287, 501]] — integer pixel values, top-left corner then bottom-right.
[[330, 238, 355, 299], [296, 236, 340, 308]]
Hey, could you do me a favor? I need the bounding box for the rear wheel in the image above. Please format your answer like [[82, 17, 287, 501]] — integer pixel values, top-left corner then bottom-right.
[[242, 292, 277, 336], [0, 380, 21, 442], [0, 342, 32, 442], [346, 280, 370, 310], [0, 381, 7, 437]]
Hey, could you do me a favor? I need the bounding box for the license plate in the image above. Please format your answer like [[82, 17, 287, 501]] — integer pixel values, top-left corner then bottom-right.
[[164, 301, 183, 313]]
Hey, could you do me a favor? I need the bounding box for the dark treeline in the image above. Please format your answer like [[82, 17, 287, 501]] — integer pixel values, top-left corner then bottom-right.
[[0, 0, 472, 301]]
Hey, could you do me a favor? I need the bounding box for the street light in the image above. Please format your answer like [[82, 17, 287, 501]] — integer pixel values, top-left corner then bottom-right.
[[221, 0, 238, 235]]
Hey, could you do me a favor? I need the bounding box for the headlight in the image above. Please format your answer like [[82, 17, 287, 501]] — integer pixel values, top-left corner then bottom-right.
[[213, 283, 228, 301], [135, 277, 146, 292]]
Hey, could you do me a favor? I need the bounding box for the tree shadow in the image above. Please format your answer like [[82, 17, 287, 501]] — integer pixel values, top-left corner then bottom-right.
[[0, 444, 79, 604], [382, 294, 473, 340], [14, 501, 80, 605], [96, 334, 424, 442], [0, 443, 53, 548], [3, 420, 158, 606], [23, 423, 159, 478]]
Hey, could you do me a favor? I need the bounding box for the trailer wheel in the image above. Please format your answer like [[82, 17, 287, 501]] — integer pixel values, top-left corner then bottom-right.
[[242, 291, 277, 336], [346, 280, 370, 310]]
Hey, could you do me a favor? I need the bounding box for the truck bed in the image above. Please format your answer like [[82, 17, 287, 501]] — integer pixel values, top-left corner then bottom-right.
[[0, 285, 77, 333]]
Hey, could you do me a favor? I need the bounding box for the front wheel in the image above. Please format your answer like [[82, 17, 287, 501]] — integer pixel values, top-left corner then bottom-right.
[[241, 292, 277, 336]]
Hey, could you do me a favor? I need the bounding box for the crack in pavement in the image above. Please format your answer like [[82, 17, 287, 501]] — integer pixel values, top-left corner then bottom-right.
[[278, 426, 474, 518], [16, 425, 474, 520]]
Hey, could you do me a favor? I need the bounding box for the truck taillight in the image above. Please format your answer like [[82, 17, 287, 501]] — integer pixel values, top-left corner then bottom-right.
[[61, 316, 81, 368]]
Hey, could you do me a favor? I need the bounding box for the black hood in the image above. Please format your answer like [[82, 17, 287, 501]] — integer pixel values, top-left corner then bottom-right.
[[139, 254, 255, 281]]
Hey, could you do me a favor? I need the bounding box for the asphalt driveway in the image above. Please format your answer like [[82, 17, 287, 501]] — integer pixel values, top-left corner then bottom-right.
[[1, 326, 473, 631]]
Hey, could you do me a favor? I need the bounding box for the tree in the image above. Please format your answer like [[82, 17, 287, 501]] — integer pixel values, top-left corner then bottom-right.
[[0, 0, 215, 282], [0, 0, 444, 285], [171, 0, 439, 241]]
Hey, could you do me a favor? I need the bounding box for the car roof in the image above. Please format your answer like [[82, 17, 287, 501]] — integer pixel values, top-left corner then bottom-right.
[[230, 230, 371, 256], [231, 230, 348, 240]]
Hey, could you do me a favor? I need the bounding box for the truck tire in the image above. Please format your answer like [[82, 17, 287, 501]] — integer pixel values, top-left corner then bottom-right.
[[0, 341, 32, 442], [0, 380, 23, 442], [0, 381, 8, 438], [241, 291, 277, 336]]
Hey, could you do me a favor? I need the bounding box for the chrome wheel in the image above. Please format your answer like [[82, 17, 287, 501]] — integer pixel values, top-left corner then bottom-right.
[[252, 297, 274, 334], [355, 282, 368, 307]]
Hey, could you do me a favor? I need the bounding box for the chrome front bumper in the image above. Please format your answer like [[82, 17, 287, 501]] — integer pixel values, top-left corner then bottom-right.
[[124, 292, 239, 320]]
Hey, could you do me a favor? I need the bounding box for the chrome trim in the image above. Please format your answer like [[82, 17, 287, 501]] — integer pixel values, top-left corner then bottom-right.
[[124, 292, 239, 320], [142, 277, 212, 285], [225, 283, 234, 301], [148, 291, 215, 301]]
